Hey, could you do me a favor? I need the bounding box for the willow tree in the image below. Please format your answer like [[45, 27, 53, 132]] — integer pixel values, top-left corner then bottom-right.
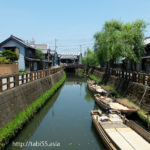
[[82, 48, 98, 67], [121, 20, 146, 70], [94, 20, 146, 69], [94, 20, 122, 67]]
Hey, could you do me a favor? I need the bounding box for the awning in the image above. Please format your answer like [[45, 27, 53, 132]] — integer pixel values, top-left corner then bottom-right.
[[25, 57, 40, 62]]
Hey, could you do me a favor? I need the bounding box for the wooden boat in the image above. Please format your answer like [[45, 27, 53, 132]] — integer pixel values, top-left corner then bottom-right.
[[87, 80, 107, 95], [91, 110, 150, 150], [94, 94, 137, 115]]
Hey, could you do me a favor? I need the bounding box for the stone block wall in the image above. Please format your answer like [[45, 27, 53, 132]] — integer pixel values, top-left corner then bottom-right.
[[90, 69, 150, 111], [0, 70, 63, 128]]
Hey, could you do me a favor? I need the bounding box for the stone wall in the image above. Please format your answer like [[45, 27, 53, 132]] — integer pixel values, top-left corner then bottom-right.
[[0, 70, 63, 128], [89, 69, 150, 111]]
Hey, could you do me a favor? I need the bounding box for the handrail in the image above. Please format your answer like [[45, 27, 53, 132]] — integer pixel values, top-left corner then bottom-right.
[[0, 67, 62, 92], [91, 66, 150, 86]]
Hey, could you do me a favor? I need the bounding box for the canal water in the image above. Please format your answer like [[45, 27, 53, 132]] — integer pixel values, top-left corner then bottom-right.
[[6, 74, 105, 150]]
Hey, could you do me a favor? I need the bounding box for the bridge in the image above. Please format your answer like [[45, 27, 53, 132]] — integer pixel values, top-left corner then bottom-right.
[[62, 64, 85, 73]]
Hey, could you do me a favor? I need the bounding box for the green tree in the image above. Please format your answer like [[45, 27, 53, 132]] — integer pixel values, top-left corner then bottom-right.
[[94, 19, 146, 69], [2, 50, 19, 62], [121, 20, 146, 70], [35, 49, 44, 60], [82, 48, 98, 67], [94, 20, 122, 67]]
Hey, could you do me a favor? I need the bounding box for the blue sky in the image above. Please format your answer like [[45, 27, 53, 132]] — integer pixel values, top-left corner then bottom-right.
[[0, 0, 150, 54]]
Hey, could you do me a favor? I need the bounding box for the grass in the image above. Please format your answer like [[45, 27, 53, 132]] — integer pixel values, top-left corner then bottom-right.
[[88, 74, 102, 83], [88, 73, 120, 98], [103, 85, 120, 98], [0, 71, 66, 149], [88, 73, 150, 123]]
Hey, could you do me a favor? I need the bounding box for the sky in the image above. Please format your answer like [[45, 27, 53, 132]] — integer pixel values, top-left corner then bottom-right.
[[0, 0, 150, 54]]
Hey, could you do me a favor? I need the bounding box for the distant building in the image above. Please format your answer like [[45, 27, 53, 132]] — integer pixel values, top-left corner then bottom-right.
[[117, 37, 150, 73], [29, 40, 60, 67], [29, 41, 52, 68], [141, 37, 150, 73], [0, 35, 40, 71], [50, 50, 59, 66], [59, 53, 82, 65]]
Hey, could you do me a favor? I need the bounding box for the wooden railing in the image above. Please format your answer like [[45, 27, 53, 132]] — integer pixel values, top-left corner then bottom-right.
[[92, 67, 150, 86], [0, 67, 62, 92]]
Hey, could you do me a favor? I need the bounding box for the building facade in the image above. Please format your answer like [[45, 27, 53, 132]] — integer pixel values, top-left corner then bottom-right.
[[59, 53, 82, 65], [0, 35, 40, 71]]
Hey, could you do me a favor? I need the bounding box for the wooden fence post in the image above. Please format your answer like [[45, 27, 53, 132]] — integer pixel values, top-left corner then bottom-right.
[[30, 72, 33, 81], [26, 73, 28, 83], [143, 73, 146, 85], [122, 71, 124, 78], [22, 74, 24, 84], [129, 72, 131, 80], [0, 77, 2, 92], [7, 77, 10, 90], [14, 74, 19, 87]]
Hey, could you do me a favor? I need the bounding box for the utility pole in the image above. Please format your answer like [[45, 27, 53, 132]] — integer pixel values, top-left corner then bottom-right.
[[80, 45, 82, 53], [55, 39, 57, 51]]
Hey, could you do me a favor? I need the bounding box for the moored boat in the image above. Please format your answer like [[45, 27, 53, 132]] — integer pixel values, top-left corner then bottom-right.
[[87, 79, 107, 94], [91, 110, 150, 150], [94, 94, 137, 115]]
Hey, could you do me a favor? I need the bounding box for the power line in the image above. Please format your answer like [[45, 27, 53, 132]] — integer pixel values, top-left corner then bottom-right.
[[50, 43, 94, 48]]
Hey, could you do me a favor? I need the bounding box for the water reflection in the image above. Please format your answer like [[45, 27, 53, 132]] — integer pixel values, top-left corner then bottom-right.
[[5, 87, 62, 150], [5, 74, 105, 150]]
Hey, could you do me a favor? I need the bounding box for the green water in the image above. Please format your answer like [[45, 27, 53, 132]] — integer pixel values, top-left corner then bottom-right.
[[6, 75, 105, 150]]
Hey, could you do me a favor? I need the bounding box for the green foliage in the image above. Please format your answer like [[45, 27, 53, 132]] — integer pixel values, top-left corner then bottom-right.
[[94, 19, 146, 66], [0, 57, 9, 63], [0, 72, 66, 149], [137, 111, 150, 124], [19, 69, 28, 74], [82, 48, 98, 67], [94, 20, 122, 65], [2, 50, 19, 62], [121, 20, 146, 63], [88, 74, 102, 83], [104, 85, 120, 98], [36, 49, 44, 60]]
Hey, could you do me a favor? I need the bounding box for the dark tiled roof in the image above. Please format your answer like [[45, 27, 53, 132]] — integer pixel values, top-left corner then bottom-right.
[[0, 35, 36, 50]]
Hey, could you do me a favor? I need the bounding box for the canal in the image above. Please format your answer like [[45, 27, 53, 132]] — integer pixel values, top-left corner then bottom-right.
[[6, 74, 105, 150]]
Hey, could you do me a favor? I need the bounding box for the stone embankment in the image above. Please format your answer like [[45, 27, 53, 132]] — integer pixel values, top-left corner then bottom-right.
[[0, 69, 64, 128], [88, 68, 150, 111]]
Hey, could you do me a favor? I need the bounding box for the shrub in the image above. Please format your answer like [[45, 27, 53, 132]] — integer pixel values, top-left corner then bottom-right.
[[2, 50, 19, 62], [35, 49, 44, 60], [0, 57, 9, 63]]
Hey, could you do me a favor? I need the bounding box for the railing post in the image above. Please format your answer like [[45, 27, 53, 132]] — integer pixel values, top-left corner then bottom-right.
[[30, 72, 33, 81], [122, 70, 124, 78], [147, 76, 150, 86], [125, 71, 127, 79], [7, 77, 10, 90], [143, 73, 146, 85], [129, 72, 131, 80], [22, 74, 24, 84], [39, 71, 41, 78], [45, 70, 47, 77], [14, 74, 19, 87], [26, 73, 28, 83], [0, 77, 2, 92]]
